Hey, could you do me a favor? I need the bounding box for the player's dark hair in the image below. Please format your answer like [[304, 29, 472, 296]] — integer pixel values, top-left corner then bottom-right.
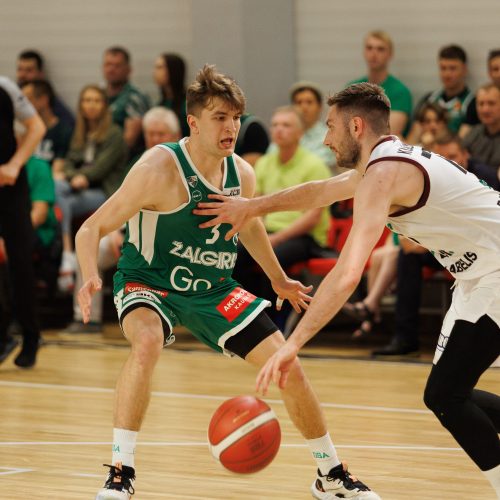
[[439, 45, 467, 63], [18, 49, 44, 71], [327, 82, 390, 135], [186, 64, 246, 116]]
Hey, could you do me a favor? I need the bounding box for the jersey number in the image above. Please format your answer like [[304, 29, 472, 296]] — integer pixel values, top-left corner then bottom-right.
[[205, 224, 221, 244]]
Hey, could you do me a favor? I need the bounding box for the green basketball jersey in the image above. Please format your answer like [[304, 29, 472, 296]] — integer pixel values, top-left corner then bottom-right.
[[114, 138, 242, 295]]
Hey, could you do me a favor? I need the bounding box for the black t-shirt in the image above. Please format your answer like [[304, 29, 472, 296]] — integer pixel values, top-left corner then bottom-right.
[[235, 114, 269, 156], [0, 86, 16, 164]]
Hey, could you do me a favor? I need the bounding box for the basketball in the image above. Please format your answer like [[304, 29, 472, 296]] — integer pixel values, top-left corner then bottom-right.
[[208, 395, 281, 474]]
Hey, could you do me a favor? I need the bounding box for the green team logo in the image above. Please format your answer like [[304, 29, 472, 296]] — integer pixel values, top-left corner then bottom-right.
[[312, 452, 330, 459], [187, 175, 198, 188], [112, 445, 120, 452]]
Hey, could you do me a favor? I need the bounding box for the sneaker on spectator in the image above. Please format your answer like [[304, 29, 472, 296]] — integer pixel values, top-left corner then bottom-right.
[[311, 462, 381, 499], [64, 321, 103, 334]]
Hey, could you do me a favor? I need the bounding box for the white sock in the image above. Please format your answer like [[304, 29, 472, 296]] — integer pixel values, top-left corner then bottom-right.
[[112, 428, 137, 469], [307, 432, 341, 475], [483, 463, 500, 498]]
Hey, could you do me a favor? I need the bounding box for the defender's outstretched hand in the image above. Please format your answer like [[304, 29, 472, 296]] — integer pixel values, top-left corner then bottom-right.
[[272, 277, 313, 313], [194, 194, 252, 240], [256, 343, 299, 395], [77, 275, 102, 323]]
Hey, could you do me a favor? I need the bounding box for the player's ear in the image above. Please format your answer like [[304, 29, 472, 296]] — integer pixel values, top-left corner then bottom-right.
[[187, 114, 199, 135], [351, 116, 363, 137]]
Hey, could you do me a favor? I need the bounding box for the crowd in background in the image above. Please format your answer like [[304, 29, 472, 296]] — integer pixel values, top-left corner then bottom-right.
[[1, 29, 500, 366]]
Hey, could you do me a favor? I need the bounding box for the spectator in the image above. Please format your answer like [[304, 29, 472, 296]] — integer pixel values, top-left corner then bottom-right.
[[0, 77, 45, 368], [153, 53, 189, 137], [408, 45, 478, 139], [349, 30, 412, 137], [64, 106, 181, 333], [16, 49, 75, 129], [21, 79, 73, 176], [103, 46, 150, 151], [462, 82, 500, 171], [488, 49, 500, 86], [290, 81, 336, 169], [234, 113, 269, 167], [233, 106, 330, 323], [56, 84, 128, 292], [406, 102, 448, 149], [434, 133, 500, 191]]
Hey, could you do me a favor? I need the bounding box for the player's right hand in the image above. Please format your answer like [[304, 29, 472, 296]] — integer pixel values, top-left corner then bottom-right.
[[194, 194, 252, 240], [77, 275, 102, 323]]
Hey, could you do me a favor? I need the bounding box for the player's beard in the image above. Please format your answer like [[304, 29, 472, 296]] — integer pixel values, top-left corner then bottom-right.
[[336, 130, 361, 170]]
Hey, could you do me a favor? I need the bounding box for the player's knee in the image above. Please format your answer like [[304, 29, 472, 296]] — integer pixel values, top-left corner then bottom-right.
[[131, 326, 164, 361]]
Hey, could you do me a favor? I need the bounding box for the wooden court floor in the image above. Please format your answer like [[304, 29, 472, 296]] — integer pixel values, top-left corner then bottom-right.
[[0, 327, 498, 499]]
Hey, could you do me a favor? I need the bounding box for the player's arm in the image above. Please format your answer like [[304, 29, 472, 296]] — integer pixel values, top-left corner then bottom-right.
[[256, 163, 397, 393], [195, 169, 360, 240], [31, 201, 49, 228], [236, 159, 312, 312], [75, 148, 170, 321]]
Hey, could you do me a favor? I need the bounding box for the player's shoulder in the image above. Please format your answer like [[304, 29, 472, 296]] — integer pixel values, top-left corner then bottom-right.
[[127, 144, 179, 183], [232, 153, 255, 181]]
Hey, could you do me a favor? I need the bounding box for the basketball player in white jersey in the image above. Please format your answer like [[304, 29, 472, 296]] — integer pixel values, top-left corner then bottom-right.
[[195, 82, 500, 497]]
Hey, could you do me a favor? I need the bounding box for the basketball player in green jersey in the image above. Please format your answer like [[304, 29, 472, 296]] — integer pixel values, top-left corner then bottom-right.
[[76, 65, 380, 500]]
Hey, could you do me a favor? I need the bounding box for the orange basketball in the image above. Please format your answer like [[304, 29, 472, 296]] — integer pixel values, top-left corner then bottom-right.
[[208, 395, 281, 474]]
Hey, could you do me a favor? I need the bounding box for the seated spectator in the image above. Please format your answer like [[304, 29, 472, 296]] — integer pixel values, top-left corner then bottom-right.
[[343, 233, 399, 340], [488, 49, 500, 86], [289, 81, 336, 169], [234, 113, 270, 167], [405, 102, 448, 149], [348, 30, 412, 137], [16, 49, 75, 129], [21, 79, 73, 176], [64, 106, 181, 333], [408, 45, 478, 139], [103, 46, 150, 152], [153, 53, 189, 138], [462, 82, 500, 171], [434, 133, 500, 190], [56, 84, 128, 292], [233, 106, 330, 325]]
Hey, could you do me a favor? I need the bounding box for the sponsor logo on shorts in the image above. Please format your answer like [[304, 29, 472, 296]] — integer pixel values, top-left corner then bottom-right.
[[216, 287, 256, 322], [125, 282, 168, 297], [123, 291, 161, 304]]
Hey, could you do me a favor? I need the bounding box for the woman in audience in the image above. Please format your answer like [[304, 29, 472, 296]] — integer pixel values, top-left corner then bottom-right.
[[406, 102, 448, 149], [56, 84, 127, 291], [153, 53, 189, 137]]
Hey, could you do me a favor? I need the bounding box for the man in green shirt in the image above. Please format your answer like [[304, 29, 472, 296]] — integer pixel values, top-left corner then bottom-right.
[[349, 30, 412, 137]]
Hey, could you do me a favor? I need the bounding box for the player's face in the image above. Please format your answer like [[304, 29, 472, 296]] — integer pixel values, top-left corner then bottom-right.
[[270, 111, 303, 149], [144, 120, 179, 149], [363, 36, 392, 72], [439, 58, 466, 92], [103, 53, 130, 86], [488, 56, 500, 86], [81, 88, 106, 121], [153, 56, 168, 87], [324, 106, 361, 169], [194, 98, 242, 157], [476, 87, 500, 127], [292, 90, 322, 128], [16, 59, 42, 85], [433, 143, 468, 168]]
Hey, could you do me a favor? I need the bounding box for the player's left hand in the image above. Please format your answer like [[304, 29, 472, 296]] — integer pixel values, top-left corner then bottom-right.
[[256, 342, 299, 395], [272, 277, 312, 313], [0, 161, 21, 186]]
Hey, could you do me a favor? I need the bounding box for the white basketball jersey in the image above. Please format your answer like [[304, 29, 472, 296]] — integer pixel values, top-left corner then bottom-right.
[[367, 136, 500, 280]]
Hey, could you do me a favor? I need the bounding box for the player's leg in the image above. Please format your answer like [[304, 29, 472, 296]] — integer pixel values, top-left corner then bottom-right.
[[230, 318, 380, 499], [96, 306, 166, 500], [423, 314, 500, 497]]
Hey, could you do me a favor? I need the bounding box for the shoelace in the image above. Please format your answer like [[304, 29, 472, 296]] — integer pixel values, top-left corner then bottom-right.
[[102, 464, 136, 495], [326, 463, 369, 492]]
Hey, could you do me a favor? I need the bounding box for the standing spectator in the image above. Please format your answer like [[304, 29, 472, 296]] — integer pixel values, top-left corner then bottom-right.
[[462, 82, 500, 170], [409, 45, 478, 139], [104, 46, 150, 152], [349, 30, 412, 137], [16, 49, 75, 129], [488, 49, 500, 86], [290, 81, 336, 169], [56, 85, 128, 292], [0, 76, 45, 368], [153, 53, 189, 137], [64, 106, 181, 333], [21, 79, 73, 177]]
